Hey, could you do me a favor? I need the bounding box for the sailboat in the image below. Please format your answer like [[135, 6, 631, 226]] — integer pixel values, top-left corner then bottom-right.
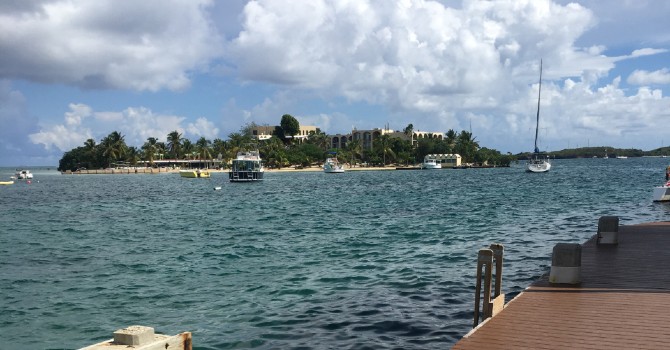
[[526, 60, 551, 173]]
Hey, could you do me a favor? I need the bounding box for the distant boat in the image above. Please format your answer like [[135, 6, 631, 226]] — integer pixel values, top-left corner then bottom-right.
[[15, 170, 33, 180], [179, 169, 211, 178], [229, 148, 264, 182], [421, 157, 442, 170], [323, 156, 345, 173], [0, 180, 14, 185], [616, 155, 628, 159], [526, 60, 551, 173]]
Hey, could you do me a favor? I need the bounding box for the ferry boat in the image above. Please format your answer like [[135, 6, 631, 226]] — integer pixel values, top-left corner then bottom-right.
[[323, 157, 345, 173], [229, 150, 264, 182], [15, 170, 33, 179], [421, 157, 442, 170], [179, 169, 211, 178]]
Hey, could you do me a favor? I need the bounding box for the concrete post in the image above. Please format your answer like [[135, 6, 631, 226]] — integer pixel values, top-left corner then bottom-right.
[[597, 216, 619, 245], [80, 326, 192, 350], [549, 243, 582, 284]]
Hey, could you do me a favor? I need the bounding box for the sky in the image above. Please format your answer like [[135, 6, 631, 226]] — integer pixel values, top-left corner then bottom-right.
[[1, 0, 669, 166]]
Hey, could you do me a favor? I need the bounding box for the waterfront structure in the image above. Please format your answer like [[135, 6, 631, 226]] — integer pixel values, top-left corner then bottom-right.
[[425, 153, 462, 167]]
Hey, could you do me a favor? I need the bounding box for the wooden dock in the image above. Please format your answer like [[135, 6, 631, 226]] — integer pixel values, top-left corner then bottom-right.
[[453, 221, 670, 350]]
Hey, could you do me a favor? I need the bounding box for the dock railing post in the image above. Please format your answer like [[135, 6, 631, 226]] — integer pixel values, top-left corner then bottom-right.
[[487, 244, 505, 319], [597, 216, 619, 245], [473, 248, 493, 328]]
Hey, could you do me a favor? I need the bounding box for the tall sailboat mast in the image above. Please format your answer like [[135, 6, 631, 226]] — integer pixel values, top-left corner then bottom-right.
[[534, 59, 543, 154]]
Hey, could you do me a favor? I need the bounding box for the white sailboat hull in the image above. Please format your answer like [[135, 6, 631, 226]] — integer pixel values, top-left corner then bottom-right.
[[526, 161, 551, 173]]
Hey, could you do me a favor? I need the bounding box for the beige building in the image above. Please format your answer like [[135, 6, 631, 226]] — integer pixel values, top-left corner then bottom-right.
[[330, 128, 444, 150], [250, 125, 318, 142]]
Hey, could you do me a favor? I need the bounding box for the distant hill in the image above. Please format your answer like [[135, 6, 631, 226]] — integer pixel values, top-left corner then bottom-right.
[[515, 146, 670, 159]]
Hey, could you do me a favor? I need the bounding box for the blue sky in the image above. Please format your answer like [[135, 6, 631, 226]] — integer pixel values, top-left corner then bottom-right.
[[1, 0, 669, 166]]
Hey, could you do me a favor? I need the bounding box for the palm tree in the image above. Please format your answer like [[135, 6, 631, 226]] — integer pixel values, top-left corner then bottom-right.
[[142, 137, 159, 167], [167, 130, 184, 159], [101, 131, 127, 168], [346, 139, 363, 166], [195, 137, 212, 168], [376, 134, 396, 166], [126, 146, 141, 166], [182, 139, 194, 161], [455, 130, 479, 163], [83, 138, 97, 169], [445, 129, 457, 153]]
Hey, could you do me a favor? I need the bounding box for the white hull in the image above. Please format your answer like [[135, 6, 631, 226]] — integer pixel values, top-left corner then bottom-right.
[[323, 158, 345, 173], [526, 161, 551, 173], [421, 159, 442, 169], [653, 185, 670, 202], [422, 164, 442, 169]]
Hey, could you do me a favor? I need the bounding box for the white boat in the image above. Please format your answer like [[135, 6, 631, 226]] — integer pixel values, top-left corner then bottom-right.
[[179, 169, 211, 178], [526, 60, 551, 173], [229, 149, 264, 182], [15, 170, 33, 179], [616, 155, 628, 159], [421, 157, 442, 169], [323, 157, 345, 173], [653, 182, 670, 202]]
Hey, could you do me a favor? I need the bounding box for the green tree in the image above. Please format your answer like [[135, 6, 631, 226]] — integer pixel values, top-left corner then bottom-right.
[[375, 134, 396, 166], [142, 137, 159, 166], [101, 131, 127, 167], [280, 114, 300, 143], [455, 130, 479, 163], [167, 130, 184, 159], [346, 139, 363, 165], [195, 137, 212, 167]]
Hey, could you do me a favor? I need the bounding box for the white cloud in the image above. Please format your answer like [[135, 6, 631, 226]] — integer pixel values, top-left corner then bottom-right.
[[0, 0, 222, 91], [628, 69, 670, 86], [187, 117, 220, 140], [28, 104, 223, 155]]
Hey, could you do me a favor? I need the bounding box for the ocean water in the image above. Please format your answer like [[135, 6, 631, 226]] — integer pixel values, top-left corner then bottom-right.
[[1, 158, 669, 350]]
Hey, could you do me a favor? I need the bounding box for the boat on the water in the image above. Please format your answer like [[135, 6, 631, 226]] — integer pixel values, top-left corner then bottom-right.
[[323, 156, 345, 173], [421, 157, 442, 170], [653, 182, 670, 202], [15, 170, 33, 179], [229, 149, 264, 182], [0, 180, 14, 185], [526, 60, 551, 173], [179, 169, 211, 178]]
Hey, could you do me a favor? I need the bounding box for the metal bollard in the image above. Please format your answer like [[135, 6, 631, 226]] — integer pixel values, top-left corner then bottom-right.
[[549, 243, 582, 284], [597, 216, 619, 245]]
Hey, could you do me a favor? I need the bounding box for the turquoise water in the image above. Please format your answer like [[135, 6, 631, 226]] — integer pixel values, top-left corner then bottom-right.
[[1, 158, 669, 349]]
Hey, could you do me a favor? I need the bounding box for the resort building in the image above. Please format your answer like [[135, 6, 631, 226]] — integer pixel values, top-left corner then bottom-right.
[[329, 128, 445, 150], [250, 125, 318, 142]]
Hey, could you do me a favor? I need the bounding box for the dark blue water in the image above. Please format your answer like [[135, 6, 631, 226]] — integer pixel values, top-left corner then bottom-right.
[[1, 158, 669, 349]]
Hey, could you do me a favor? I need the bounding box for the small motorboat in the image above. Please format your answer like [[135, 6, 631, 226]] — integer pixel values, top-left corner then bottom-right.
[[15, 170, 33, 179], [0, 180, 14, 185], [653, 181, 670, 202], [323, 157, 345, 173], [421, 157, 442, 170], [179, 169, 211, 178]]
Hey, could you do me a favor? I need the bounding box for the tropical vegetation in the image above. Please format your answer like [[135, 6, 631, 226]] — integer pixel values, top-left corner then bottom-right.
[[58, 116, 515, 172]]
